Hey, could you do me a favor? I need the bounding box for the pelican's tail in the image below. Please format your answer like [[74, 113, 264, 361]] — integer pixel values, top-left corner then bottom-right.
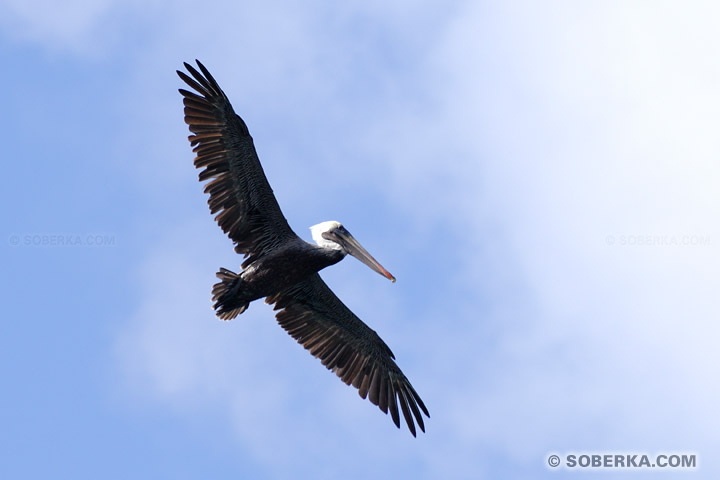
[[212, 268, 249, 320]]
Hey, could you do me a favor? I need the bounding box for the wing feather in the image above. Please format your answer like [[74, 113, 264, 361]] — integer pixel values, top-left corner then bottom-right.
[[178, 60, 298, 261], [268, 274, 429, 436]]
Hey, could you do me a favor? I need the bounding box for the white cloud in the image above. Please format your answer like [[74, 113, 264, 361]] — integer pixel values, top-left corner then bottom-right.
[[392, 0, 720, 469]]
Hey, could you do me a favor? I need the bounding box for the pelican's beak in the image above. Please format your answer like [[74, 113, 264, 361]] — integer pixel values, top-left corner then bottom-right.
[[326, 228, 396, 282]]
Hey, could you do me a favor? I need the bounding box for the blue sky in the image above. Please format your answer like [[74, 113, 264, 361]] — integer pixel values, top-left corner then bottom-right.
[[2, 1, 719, 478]]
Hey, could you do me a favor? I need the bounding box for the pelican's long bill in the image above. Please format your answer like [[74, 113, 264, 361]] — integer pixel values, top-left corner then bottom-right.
[[325, 228, 396, 282]]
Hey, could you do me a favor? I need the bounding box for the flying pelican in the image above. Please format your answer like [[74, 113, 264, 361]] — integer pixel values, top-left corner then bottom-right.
[[177, 60, 429, 436]]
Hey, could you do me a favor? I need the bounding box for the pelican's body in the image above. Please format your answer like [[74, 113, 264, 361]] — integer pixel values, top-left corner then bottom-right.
[[213, 233, 345, 319], [177, 61, 428, 436], [240, 237, 345, 296]]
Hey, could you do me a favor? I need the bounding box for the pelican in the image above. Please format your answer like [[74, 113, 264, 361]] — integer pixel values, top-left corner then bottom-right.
[[177, 60, 429, 436]]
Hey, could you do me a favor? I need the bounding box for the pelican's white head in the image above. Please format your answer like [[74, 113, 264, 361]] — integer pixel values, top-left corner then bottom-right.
[[308, 220, 396, 282], [310, 220, 345, 251]]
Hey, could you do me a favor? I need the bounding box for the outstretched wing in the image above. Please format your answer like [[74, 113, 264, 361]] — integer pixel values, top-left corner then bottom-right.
[[267, 274, 430, 436], [177, 60, 298, 263]]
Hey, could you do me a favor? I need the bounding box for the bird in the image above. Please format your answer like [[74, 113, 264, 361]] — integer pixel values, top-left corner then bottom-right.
[[177, 60, 429, 436]]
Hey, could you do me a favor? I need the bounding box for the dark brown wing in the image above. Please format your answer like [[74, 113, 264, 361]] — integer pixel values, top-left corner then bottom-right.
[[177, 60, 298, 263], [267, 274, 430, 436]]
